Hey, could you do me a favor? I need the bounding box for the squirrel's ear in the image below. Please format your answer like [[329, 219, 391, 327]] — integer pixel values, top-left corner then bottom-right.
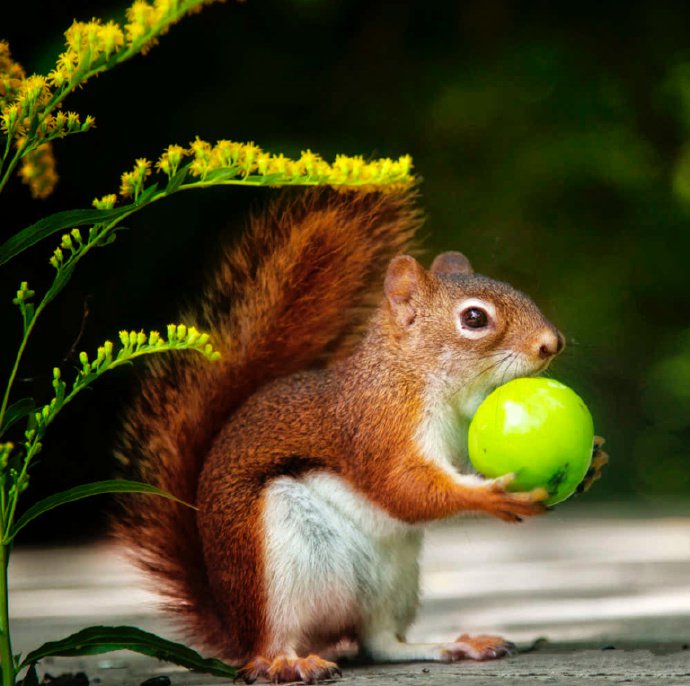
[[385, 255, 426, 327], [430, 251, 473, 276]]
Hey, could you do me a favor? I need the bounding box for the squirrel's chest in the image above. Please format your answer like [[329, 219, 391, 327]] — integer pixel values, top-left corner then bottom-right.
[[415, 400, 472, 475]]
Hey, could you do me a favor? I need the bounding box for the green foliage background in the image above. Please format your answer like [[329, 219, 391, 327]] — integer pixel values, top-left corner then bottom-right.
[[3, 0, 690, 540]]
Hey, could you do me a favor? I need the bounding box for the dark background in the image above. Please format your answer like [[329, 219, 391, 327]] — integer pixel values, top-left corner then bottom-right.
[[2, 0, 690, 543]]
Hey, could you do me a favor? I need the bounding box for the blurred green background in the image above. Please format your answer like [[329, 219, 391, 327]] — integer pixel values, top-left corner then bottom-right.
[[2, 0, 690, 542]]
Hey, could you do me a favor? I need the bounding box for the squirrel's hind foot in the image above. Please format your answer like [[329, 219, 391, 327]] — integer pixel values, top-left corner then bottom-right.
[[443, 634, 517, 662], [238, 654, 341, 684]]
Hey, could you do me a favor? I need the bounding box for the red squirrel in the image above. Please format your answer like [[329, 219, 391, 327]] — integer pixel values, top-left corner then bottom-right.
[[117, 189, 579, 683]]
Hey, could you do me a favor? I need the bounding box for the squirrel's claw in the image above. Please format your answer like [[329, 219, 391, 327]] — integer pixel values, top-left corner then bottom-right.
[[577, 435, 609, 494], [238, 654, 341, 684], [476, 477, 548, 523], [236, 656, 270, 684]]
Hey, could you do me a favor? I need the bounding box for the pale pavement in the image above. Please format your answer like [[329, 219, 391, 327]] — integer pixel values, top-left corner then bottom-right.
[[10, 502, 690, 685]]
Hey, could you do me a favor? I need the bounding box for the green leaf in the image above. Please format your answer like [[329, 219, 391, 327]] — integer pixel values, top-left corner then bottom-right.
[[165, 163, 191, 194], [19, 663, 38, 686], [19, 626, 236, 678], [196, 167, 241, 184], [0, 207, 129, 265], [251, 172, 292, 186], [0, 397, 35, 436], [136, 183, 159, 205], [9, 480, 193, 541]]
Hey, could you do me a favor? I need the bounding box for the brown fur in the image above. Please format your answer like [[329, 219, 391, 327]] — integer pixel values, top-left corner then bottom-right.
[[115, 188, 421, 660]]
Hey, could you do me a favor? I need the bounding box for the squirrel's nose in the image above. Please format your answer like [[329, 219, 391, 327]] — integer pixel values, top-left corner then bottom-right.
[[536, 329, 565, 359]]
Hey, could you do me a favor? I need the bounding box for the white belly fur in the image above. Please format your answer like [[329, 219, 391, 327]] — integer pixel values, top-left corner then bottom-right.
[[262, 472, 422, 655]]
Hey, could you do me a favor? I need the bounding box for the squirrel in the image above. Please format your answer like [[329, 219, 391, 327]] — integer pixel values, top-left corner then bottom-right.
[[116, 188, 605, 684]]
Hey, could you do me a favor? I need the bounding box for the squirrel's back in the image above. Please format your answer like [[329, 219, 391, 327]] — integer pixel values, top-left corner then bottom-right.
[[115, 189, 421, 657]]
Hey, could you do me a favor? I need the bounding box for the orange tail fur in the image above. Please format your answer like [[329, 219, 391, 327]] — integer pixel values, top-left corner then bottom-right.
[[115, 189, 421, 658]]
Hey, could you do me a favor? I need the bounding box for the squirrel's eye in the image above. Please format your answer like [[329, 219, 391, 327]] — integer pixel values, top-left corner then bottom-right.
[[461, 307, 489, 329]]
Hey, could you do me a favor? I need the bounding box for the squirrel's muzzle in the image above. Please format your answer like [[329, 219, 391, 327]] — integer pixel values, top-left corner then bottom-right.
[[535, 328, 565, 360]]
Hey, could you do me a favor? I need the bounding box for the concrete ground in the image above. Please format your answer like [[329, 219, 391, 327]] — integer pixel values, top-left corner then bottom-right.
[[9, 502, 690, 685]]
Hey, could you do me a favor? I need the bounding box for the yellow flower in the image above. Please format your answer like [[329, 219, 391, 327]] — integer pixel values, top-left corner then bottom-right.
[[0, 103, 19, 135], [267, 153, 289, 175], [65, 21, 86, 55], [125, 0, 159, 48], [156, 143, 187, 176], [0, 41, 26, 107], [66, 111, 80, 129], [135, 157, 151, 174], [256, 154, 270, 175], [99, 21, 125, 58], [238, 142, 262, 175], [120, 171, 136, 197], [212, 139, 243, 167], [298, 149, 324, 177], [92, 193, 117, 210], [189, 137, 214, 177], [287, 158, 306, 179], [17, 75, 51, 112], [84, 21, 104, 61], [114, 138, 415, 198], [19, 142, 58, 199], [119, 158, 151, 198]]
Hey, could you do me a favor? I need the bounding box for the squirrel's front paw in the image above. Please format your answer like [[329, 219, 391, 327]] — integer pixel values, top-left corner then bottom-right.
[[475, 474, 548, 523], [576, 435, 609, 494]]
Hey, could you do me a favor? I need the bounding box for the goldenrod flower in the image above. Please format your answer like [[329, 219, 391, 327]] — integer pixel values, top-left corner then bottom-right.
[[92, 193, 117, 209], [156, 143, 187, 177], [12, 75, 52, 131], [0, 104, 19, 136], [47, 53, 77, 87], [115, 138, 414, 200], [212, 139, 241, 166], [119, 157, 151, 198], [101, 21, 126, 58], [189, 136, 214, 177], [0, 41, 26, 108], [125, 1, 158, 45], [19, 142, 57, 199]]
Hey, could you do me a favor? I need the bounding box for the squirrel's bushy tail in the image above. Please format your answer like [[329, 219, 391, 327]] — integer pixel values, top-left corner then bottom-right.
[[115, 189, 421, 658]]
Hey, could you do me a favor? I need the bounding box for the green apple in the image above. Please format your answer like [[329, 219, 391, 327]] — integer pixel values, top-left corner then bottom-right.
[[468, 378, 594, 505]]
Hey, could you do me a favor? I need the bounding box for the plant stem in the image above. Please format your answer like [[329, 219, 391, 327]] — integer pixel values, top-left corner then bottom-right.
[[0, 298, 44, 435], [0, 540, 14, 686], [0, 145, 23, 196]]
